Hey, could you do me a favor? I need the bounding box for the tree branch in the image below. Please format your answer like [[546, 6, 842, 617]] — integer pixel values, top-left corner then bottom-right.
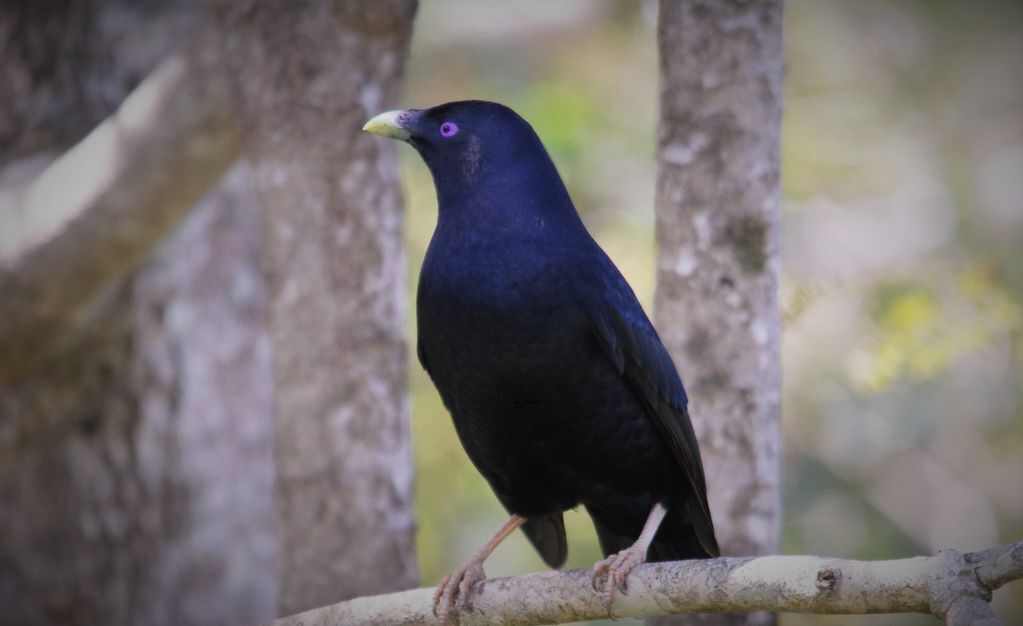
[[0, 36, 239, 380], [263, 541, 1022, 625]]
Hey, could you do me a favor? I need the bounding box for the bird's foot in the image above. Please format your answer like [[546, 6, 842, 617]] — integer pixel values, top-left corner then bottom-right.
[[591, 545, 647, 619], [433, 560, 487, 625]]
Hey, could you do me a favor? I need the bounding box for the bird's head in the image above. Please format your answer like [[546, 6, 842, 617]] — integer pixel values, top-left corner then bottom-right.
[[363, 100, 567, 210]]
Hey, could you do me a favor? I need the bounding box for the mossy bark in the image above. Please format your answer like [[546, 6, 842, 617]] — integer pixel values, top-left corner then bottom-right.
[[0, 1, 419, 622], [654, 1, 785, 623], [215, 0, 420, 615], [1, 5, 276, 624]]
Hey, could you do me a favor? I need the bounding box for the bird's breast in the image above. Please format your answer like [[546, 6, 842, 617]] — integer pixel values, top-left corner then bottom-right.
[[415, 232, 678, 518], [418, 229, 579, 328], [416, 237, 592, 421], [417, 264, 582, 377]]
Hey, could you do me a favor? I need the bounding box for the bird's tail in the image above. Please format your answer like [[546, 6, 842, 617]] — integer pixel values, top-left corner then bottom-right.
[[521, 513, 568, 568]]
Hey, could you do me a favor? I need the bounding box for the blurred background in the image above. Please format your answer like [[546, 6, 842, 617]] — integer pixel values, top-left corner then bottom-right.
[[401, 1, 1022, 624], [1, 1, 1020, 625]]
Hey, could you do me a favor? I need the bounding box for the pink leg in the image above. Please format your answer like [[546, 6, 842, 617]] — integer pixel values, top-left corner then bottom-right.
[[433, 514, 526, 624], [591, 503, 668, 618]]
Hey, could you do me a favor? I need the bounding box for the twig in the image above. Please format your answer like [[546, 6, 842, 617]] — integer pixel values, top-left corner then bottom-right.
[[264, 541, 1022, 626]]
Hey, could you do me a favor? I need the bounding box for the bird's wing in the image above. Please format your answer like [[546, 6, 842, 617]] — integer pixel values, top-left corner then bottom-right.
[[586, 264, 719, 557]]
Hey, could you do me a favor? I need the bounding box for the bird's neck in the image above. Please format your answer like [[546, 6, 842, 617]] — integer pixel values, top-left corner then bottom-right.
[[432, 152, 584, 235]]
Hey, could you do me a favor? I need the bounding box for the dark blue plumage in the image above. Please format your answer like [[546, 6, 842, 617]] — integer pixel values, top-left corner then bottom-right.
[[364, 101, 718, 612]]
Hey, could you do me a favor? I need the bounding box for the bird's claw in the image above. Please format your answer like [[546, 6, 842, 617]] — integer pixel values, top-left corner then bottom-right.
[[433, 560, 486, 624], [591, 546, 646, 619]]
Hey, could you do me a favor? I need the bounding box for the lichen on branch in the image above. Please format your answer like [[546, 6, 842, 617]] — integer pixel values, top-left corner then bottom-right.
[[264, 541, 1022, 626]]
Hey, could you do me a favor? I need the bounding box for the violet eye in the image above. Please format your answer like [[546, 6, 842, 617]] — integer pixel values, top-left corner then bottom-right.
[[440, 122, 458, 137]]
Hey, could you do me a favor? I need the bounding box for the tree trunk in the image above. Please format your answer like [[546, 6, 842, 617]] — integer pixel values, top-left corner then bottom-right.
[[1, 1, 420, 623], [653, 1, 784, 624], [0, 164, 278, 626], [215, 0, 420, 615], [0, 4, 279, 625]]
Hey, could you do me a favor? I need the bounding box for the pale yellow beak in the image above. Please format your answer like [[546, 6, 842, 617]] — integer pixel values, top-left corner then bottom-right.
[[362, 110, 411, 141]]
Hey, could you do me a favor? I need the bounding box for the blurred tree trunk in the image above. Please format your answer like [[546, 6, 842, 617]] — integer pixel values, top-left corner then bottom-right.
[[216, 0, 419, 615], [0, 168, 278, 626], [653, 1, 784, 625], [0, 4, 278, 626], [0, 0, 419, 624]]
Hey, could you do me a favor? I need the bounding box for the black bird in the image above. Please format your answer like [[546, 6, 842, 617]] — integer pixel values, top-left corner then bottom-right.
[[364, 101, 718, 621]]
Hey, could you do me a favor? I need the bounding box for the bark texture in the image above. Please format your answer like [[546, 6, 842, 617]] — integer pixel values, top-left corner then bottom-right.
[[1, 1, 420, 623], [0, 4, 276, 624], [216, 0, 420, 615], [653, 1, 784, 624], [0, 164, 278, 626], [262, 541, 1023, 626], [0, 0, 199, 163], [0, 42, 239, 379]]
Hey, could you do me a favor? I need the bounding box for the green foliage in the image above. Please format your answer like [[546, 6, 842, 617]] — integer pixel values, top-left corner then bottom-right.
[[849, 269, 1022, 393], [512, 83, 601, 166]]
